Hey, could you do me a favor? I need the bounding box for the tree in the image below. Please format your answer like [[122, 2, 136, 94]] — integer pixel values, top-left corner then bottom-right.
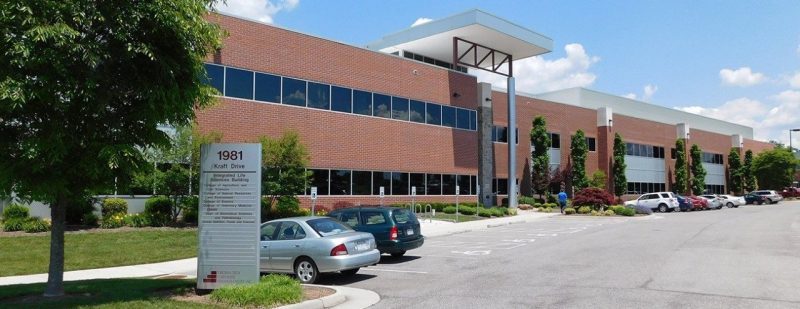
[[589, 170, 607, 189], [570, 130, 589, 191], [673, 139, 689, 194], [752, 146, 796, 190], [530, 116, 551, 199], [259, 131, 311, 222], [743, 150, 757, 192], [612, 133, 627, 198], [728, 148, 743, 195], [690, 144, 706, 194], [0, 1, 222, 296]]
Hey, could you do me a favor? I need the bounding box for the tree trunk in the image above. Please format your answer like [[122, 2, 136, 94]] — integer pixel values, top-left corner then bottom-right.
[[44, 194, 67, 297]]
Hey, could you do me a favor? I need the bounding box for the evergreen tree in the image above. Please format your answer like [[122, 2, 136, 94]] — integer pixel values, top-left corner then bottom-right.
[[570, 130, 589, 191], [673, 139, 688, 194], [728, 148, 743, 195], [530, 116, 551, 199], [743, 150, 756, 191], [612, 133, 627, 197], [690, 144, 707, 194]]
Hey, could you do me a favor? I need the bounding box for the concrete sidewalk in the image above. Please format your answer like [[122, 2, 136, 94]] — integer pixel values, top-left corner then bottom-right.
[[419, 208, 561, 238]]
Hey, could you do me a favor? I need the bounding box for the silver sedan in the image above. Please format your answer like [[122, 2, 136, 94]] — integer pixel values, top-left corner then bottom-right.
[[260, 216, 380, 283]]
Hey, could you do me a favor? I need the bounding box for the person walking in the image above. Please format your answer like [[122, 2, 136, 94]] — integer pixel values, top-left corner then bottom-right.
[[558, 189, 568, 214]]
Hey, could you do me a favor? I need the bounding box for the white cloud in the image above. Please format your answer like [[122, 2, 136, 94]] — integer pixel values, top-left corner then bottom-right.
[[411, 17, 433, 27], [214, 0, 299, 24], [789, 72, 800, 89], [719, 67, 766, 87], [643, 84, 658, 101], [472, 43, 599, 93]]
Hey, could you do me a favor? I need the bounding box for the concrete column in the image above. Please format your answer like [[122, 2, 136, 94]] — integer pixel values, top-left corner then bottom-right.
[[507, 77, 517, 209], [477, 82, 495, 206], [596, 107, 613, 192]]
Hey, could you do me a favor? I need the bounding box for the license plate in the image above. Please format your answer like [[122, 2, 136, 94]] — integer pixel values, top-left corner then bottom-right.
[[354, 241, 369, 251], [407, 229, 414, 235]]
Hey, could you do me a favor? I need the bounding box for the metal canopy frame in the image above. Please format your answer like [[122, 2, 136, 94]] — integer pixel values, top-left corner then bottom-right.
[[453, 37, 513, 77]]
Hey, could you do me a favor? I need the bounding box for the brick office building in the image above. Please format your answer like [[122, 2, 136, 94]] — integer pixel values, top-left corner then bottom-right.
[[196, 10, 773, 208]]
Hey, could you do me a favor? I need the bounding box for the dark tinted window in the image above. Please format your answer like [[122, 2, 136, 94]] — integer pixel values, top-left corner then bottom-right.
[[391, 172, 409, 195], [551, 133, 560, 149], [373, 93, 391, 118], [456, 108, 470, 130], [225, 67, 254, 100], [373, 172, 391, 195], [204, 64, 224, 94], [330, 169, 351, 195], [308, 169, 329, 195], [495, 126, 508, 143], [470, 175, 477, 195], [410, 173, 426, 195], [282, 77, 306, 107], [426, 103, 441, 125], [671, 148, 677, 159], [254, 72, 281, 103], [495, 178, 508, 195], [426, 174, 442, 195], [442, 174, 457, 195], [392, 209, 416, 224], [352, 171, 371, 195], [361, 211, 387, 225], [457, 175, 470, 195], [353, 90, 372, 116], [331, 86, 352, 113], [441, 106, 456, 128], [409, 100, 425, 123], [307, 82, 330, 110], [586, 137, 596, 151], [391, 97, 409, 121], [469, 110, 477, 130]]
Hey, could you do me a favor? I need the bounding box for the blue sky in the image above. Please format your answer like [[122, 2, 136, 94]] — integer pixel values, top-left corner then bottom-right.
[[216, 0, 800, 145]]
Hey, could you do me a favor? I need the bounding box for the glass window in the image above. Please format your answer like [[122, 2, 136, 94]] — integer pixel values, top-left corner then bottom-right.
[[550, 133, 561, 149], [307, 218, 353, 237], [373, 93, 391, 118], [456, 108, 470, 130], [277, 222, 306, 240], [671, 148, 677, 159], [391, 209, 414, 224], [282, 77, 306, 107], [426, 174, 442, 195], [308, 169, 329, 195], [441, 106, 456, 128], [469, 110, 477, 131], [307, 82, 330, 110], [260, 222, 279, 241], [254, 72, 281, 103], [204, 64, 224, 94], [496, 178, 508, 195], [586, 137, 596, 152], [410, 173, 426, 195], [442, 174, 457, 195], [470, 175, 477, 195], [352, 171, 371, 195], [353, 90, 372, 116], [409, 100, 425, 123], [361, 211, 387, 225], [225, 67, 254, 100], [372, 172, 391, 196], [330, 86, 352, 113], [391, 97, 409, 121], [457, 175, 470, 195], [626, 143, 633, 156], [330, 169, 351, 195], [426, 103, 442, 125], [495, 126, 508, 143], [338, 211, 360, 228], [391, 172, 409, 195]]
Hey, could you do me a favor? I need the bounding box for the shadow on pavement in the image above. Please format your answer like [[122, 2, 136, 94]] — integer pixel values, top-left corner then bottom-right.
[[378, 255, 421, 264], [315, 273, 377, 285]]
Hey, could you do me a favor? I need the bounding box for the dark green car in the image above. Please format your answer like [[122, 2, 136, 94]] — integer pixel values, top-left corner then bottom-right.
[[328, 207, 424, 257]]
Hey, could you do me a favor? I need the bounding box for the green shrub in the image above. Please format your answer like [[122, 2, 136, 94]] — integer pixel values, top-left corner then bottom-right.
[[519, 196, 537, 205], [181, 196, 199, 224], [2, 218, 25, 232], [67, 198, 96, 225], [83, 212, 99, 227], [101, 198, 128, 219], [590, 210, 599, 216], [609, 205, 626, 215], [604, 210, 615, 216], [533, 203, 543, 208], [541, 207, 552, 213], [274, 196, 302, 218], [101, 213, 126, 229], [458, 206, 476, 215], [2, 204, 29, 221], [490, 207, 506, 217], [578, 206, 591, 214], [210, 274, 302, 307], [620, 208, 635, 216], [478, 208, 492, 217], [564, 207, 576, 215], [443, 206, 457, 214], [507, 208, 518, 215], [22, 217, 50, 233], [546, 203, 557, 208], [546, 194, 557, 204], [145, 196, 173, 226], [124, 213, 150, 227]]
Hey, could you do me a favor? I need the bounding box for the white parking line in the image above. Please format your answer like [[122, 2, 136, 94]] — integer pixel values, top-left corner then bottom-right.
[[362, 268, 429, 274]]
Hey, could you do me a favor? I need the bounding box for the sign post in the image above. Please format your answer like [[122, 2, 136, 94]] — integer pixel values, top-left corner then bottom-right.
[[197, 144, 261, 291], [310, 187, 318, 215], [476, 184, 481, 218], [456, 185, 460, 222], [379, 186, 385, 206], [411, 186, 416, 214]]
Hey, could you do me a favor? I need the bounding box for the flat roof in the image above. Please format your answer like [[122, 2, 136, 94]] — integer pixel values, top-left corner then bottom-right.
[[366, 9, 553, 67]]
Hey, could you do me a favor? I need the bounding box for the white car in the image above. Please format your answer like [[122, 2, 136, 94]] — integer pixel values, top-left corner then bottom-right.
[[699, 195, 723, 210], [752, 190, 783, 204], [718, 195, 745, 208], [624, 192, 680, 213]]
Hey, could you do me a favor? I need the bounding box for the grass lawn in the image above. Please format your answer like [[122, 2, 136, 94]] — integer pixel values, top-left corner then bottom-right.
[[0, 228, 197, 277], [422, 212, 489, 223]]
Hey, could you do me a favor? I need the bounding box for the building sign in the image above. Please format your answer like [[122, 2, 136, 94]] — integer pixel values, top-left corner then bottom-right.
[[197, 144, 261, 290]]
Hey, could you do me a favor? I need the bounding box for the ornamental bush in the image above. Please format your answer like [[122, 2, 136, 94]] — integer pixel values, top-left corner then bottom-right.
[[609, 205, 626, 215], [101, 198, 128, 219], [572, 188, 615, 209], [101, 213, 126, 229], [181, 196, 199, 224], [478, 208, 492, 217], [2, 204, 29, 221], [604, 210, 615, 216], [22, 217, 50, 233], [124, 213, 150, 228], [443, 206, 457, 214], [620, 208, 636, 216], [578, 206, 592, 214], [145, 196, 173, 226], [564, 207, 576, 215], [2, 218, 25, 232], [82, 213, 99, 227], [459, 206, 476, 215]]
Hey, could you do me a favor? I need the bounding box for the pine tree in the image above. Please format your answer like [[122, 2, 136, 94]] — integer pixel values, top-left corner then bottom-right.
[[673, 139, 688, 194], [690, 144, 707, 194], [728, 148, 743, 195], [530, 116, 551, 199], [743, 150, 756, 191], [570, 130, 589, 191], [612, 133, 627, 197]]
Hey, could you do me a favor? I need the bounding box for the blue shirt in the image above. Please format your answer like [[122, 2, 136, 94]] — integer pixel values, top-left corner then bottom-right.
[[558, 192, 567, 202]]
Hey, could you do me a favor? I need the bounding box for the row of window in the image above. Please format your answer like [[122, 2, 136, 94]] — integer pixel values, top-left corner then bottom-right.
[[626, 182, 667, 194], [491, 126, 518, 144], [702, 152, 724, 164], [401, 51, 469, 73], [204, 63, 477, 131], [705, 185, 725, 194], [626, 143, 666, 159], [306, 169, 478, 196]]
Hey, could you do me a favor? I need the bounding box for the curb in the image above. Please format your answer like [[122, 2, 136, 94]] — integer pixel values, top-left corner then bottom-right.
[[280, 285, 346, 309]]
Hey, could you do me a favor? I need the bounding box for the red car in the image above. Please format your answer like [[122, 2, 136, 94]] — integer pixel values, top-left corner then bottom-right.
[[686, 195, 708, 210], [781, 187, 800, 198]]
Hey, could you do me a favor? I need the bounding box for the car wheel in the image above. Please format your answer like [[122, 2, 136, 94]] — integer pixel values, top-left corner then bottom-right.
[[726, 202, 733, 208], [766, 199, 772, 205], [757, 200, 763, 205], [391, 251, 406, 258], [341, 268, 359, 276], [295, 258, 318, 284]]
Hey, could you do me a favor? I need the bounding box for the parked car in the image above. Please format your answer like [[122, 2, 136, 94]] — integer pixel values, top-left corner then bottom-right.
[[718, 195, 745, 208], [699, 195, 723, 210], [780, 187, 800, 198], [328, 206, 424, 257], [675, 195, 692, 212], [753, 190, 783, 204], [744, 193, 767, 205], [624, 192, 680, 212], [686, 195, 709, 210], [259, 216, 380, 284]]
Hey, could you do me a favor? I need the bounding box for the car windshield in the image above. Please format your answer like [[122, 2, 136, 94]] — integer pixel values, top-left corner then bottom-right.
[[307, 218, 354, 237]]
